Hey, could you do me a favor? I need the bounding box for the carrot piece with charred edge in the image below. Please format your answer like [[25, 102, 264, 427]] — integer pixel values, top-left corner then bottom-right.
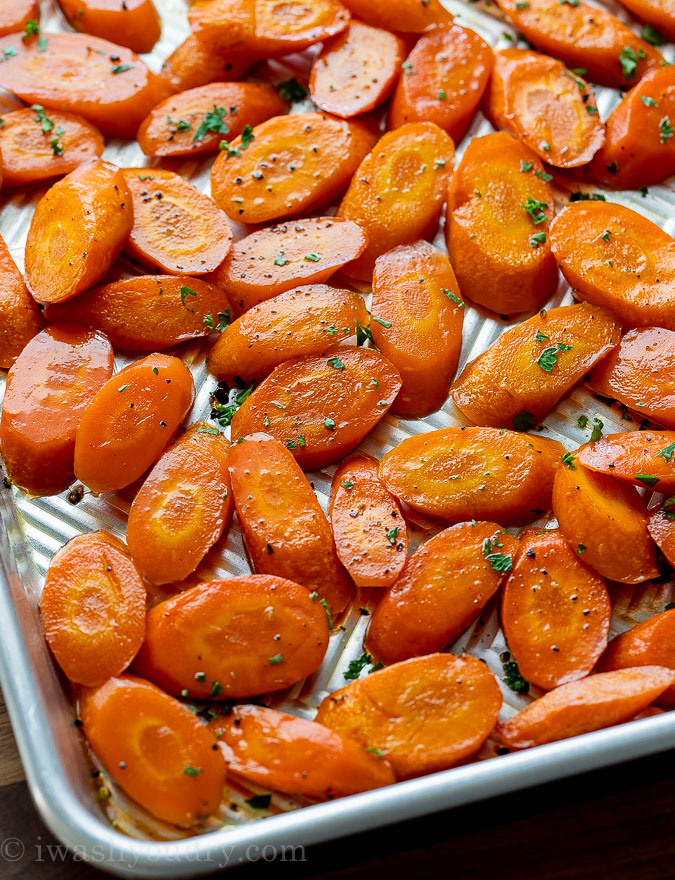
[[379, 427, 564, 526], [617, 0, 675, 42], [484, 50, 605, 168], [494, 667, 675, 749], [550, 202, 675, 332], [552, 451, 659, 584], [366, 522, 518, 666], [126, 423, 233, 585], [45, 275, 232, 353], [0, 234, 44, 369], [338, 0, 451, 32], [445, 131, 558, 315], [310, 22, 405, 119], [58, 0, 161, 54], [210, 705, 395, 798], [0, 326, 113, 497], [371, 241, 463, 418], [647, 498, 675, 568], [316, 653, 501, 779], [80, 675, 226, 827], [25, 160, 133, 304], [338, 122, 454, 280], [451, 304, 621, 429], [0, 0, 37, 36], [389, 25, 493, 143], [328, 453, 408, 589], [207, 285, 367, 384], [576, 431, 675, 492], [159, 35, 253, 92], [41, 531, 146, 687], [211, 112, 376, 225], [74, 353, 195, 495], [228, 433, 354, 613], [133, 574, 329, 698], [231, 349, 401, 471]]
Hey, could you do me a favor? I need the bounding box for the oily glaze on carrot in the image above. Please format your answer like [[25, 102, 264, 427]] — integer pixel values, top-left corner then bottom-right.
[[0, 0, 37, 36], [617, 0, 675, 42], [159, 35, 253, 92], [647, 497, 675, 568], [188, 0, 255, 53], [576, 431, 675, 492], [41, 531, 146, 687], [0, 234, 43, 369], [58, 0, 161, 54], [338, 0, 451, 32]]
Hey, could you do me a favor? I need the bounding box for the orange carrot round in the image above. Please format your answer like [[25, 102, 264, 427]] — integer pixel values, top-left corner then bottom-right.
[[159, 35, 253, 92], [58, 0, 161, 54], [617, 0, 675, 42], [0, 233, 44, 369], [647, 497, 675, 568], [0, 0, 37, 36], [338, 0, 451, 32], [188, 0, 255, 53], [576, 431, 675, 492]]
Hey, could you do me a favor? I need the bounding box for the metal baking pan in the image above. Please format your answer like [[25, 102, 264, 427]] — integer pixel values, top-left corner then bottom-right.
[[1, 0, 675, 875]]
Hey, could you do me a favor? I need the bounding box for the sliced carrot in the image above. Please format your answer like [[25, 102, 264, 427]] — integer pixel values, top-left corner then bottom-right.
[[367, 521, 518, 665], [133, 574, 329, 698], [617, 0, 675, 43], [370, 241, 463, 417], [206, 284, 367, 383], [450, 303, 621, 429], [25, 159, 133, 304], [228, 433, 354, 613], [58, 0, 161, 54], [210, 705, 395, 799], [80, 675, 226, 827], [338, 0, 451, 32], [41, 531, 145, 687], [0, 326, 113, 496], [159, 35, 253, 92], [647, 497, 675, 568], [73, 353, 195, 495], [315, 653, 501, 779], [576, 431, 675, 492], [0, 233, 44, 369], [379, 427, 564, 526], [0, 0, 37, 36], [230, 348, 401, 470], [188, 0, 255, 53]]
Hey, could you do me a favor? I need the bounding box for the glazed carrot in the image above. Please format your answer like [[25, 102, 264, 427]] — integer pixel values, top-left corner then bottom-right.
[[450, 304, 621, 429], [647, 497, 675, 568], [389, 24, 493, 143], [188, 0, 254, 53], [137, 82, 288, 158], [25, 160, 133, 304], [445, 131, 558, 315], [206, 284, 367, 383], [379, 427, 564, 526], [328, 453, 408, 588], [338, 0, 451, 32], [74, 353, 195, 495], [228, 433, 354, 613], [309, 21, 405, 119], [0, 326, 113, 496], [315, 653, 501, 779], [338, 122, 454, 280], [41, 531, 145, 686], [367, 521, 518, 665], [0, 234, 43, 369], [122, 168, 232, 275], [231, 348, 401, 470], [589, 327, 675, 430], [617, 0, 675, 42], [370, 241, 464, 417], [46, 275, 232, 352], [501, 528, 611, 691], [211, 112, 376, 224], [552, 451, 659, 584], [576, 431, 675, 492], [484, 50, 605, 168], [58, 0, 161, 54], [210, 705, 395, 799], [550, 202, 675, 331], [80, 675, 225, 827], [133, 574, 329, 698], [0, 0, 37, 36], [159, 35, 253, 92], [494, 667, 675, 749]]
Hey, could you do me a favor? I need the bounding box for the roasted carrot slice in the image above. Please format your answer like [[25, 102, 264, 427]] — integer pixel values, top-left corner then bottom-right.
[[617, 0, 675, 42], [228, 433, 354, 613], [494, 667, 675, 749], [133, 574, 329, 698], [647, 497, 675, 568], [389, 24, 493, 143], [41, 531, 145, 687], [74, 353, 195, 495], [379, 427, 564, 526], [328, 453, 408, 589], [310, 21, 405, 119], [316, 653, 501, 779], [501, 528, 611, 691], [58, 0, 161, 54], [371, 241, 464, 417], [550, 202, 675, 331], [211, 112, 376, 224], [231, 348, 401, 470], [0, 326, 113, 496], [552, 451, 659, 584], [338, 0, 451, 32], [338, 122, 454, 280], [484, 49, 605, 168], [210, 705, 395, 799], [367, 521, 518, 665], [80, 675, 226, 827], [207, 284, 367, 383], [0, 0, 37, 36], [0, 233, 43, 369], [451, 304, 620, 429], [25, 159, 133, 304], [445, 131, 558, 315], [188, 0, 255, 53], [159, 35, 253, 92], [576, 431, 675, 492]]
